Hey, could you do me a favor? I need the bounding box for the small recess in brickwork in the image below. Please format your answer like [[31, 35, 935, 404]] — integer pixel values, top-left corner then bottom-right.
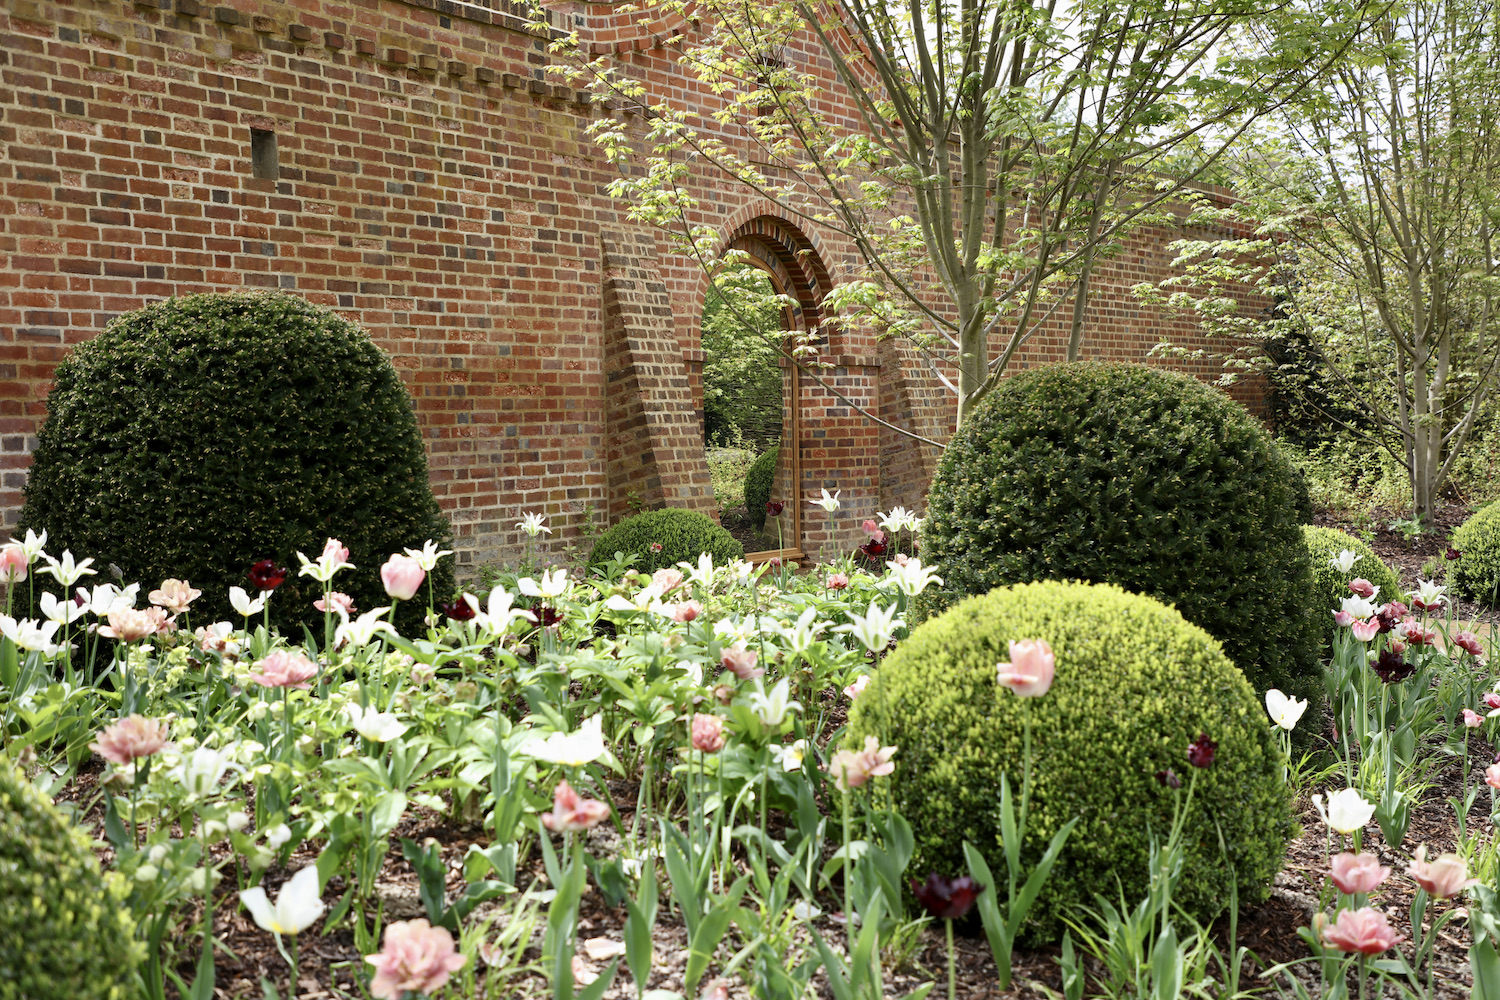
[[250, 129, 278, 180]]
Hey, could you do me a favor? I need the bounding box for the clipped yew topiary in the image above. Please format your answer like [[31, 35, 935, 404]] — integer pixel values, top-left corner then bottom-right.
[[0, 764, 138, 1000], [18, 293, 453, 635], [922, 361, 1320, 717], [847, 580, 1293, 939], [587, 508, 744, 576], [744, 444, 780, 530], [1450, 503, 1500, 606], [1304, 525, 1403, 623]]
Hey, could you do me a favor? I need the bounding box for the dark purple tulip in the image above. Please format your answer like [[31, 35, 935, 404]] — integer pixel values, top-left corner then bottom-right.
[[1187, 732, 1217, 769], [247, 559, 288, 591], [911, 873, 984, 920]]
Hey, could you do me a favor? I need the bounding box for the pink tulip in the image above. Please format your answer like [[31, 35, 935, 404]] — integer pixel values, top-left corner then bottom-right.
[[1408, 846, 1479, 898], [844, 675, 870, 700], [1455, 631, 1486, 658], [996, 638, 1056, 698], [380, 554, 426, 601], [721, 646, 762, 680], [1485, 693, 1500, 710], [314, 591, 356, 615], [1350, 618, 1380, 642], [829, 735, 897, 791], [1487, 763, 1500, 790], [91, 714, 170, 765], [0, 543, 28, 583], [861, 520, 886, 543], [247, 649, 318, 689], [671, 600, 703, 623], [1349, 578, 1377, 599], [652, 568, 684, 594], [1332, 610, 1355, 627], [99, 608, 158, 642], [1329, 852, 1390, 895], [1321, 907, 1401, 955], [365, 918, 467, 1000], [149, 579, 201, 614], [827, 573, 849, 590], [1464, 709, 1485, 728], [322, 538, 350, 564], [142, 607, 176, 635], [691, 713, 725, 753], [540, 779, 611, 832]]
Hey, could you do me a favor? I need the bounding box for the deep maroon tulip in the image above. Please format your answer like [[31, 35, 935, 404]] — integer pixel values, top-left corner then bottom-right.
[[439, 599, 476, 622], [765, 501, 785, 517], [1447, 548, 1464, 561], [859, 538, 888, 559], [247, 559, 288, 591], [1155, 768, 1181, 789], [910, 873, 984, 920], [1372, 649, 1415, 684], [535, 604, 564, 628], [1186, 733, 1217, 769]]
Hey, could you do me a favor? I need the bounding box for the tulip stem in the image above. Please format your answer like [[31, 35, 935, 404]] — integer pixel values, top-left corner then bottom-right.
[[842, 789, 853, 954], [946, 917, 956, 1000]]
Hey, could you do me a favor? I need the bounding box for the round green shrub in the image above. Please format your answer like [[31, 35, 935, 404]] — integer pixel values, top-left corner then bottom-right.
[[1450, 503, 1500, 606], [588, 508, 744, 576], [922, 361, 1320, 717], [1303, 525, 1403, 625], [847, 580, 1292, 939], [18, 293, 453, 636], [744, 445, 780, 530], [0, 764, 138, 999]]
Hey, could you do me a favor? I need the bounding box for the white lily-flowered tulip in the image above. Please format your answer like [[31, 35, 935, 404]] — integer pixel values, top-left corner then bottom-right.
[[810, 488, 841, 512], [517, 568, 571, 600], [1339, 595, 1377, 620], [748, 677, 802, 728], [837, 600, 903, 654], [774, 607, 824, 657], [40, 549, 96, 588], [465, 586, 538, 637], [229, 586, 268, 618], [75, 582, 139, 617], [1329, 549, 1360, 574], [604, 582, 668, 617], [0, 614, 62, 655], [39, 590, 86, 626], [526, 715, 607, 767], [240, 866, 325, 936], [403, 539, 453, 573], [334, 606, 396, 648], [1264, 688, 1308, 731], [345, 703, 409, 743], [169, 746, 233, 797], [16, 528, 48, 564], [880, 557, 943, 597], [516, 512, 551, 537]]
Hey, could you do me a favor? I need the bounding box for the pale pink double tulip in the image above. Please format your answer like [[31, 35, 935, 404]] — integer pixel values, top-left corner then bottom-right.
[[1408, 846, 1479, 898], [691, 713, 725, 753], [91, 714, 171, 765], [99, 607, 158, 642], [1321, 907, 1401, 955], [0, 544, 28, 583], [830, 736, 897, 791], [652, 568, 684, 594], [314, 592, 356, 615], [1329, 852, 1390, 895], [247, 650, 318, 689], [721, 646, 762, 680], [996, 638, 1056, 698], [1463, 709, 1484, 728], [365, 918, 467, 1000], [149, 579, 201, 614], [670, 600, 703, 623], [540, 779, 611, 832], [380, 554, 426, 601]]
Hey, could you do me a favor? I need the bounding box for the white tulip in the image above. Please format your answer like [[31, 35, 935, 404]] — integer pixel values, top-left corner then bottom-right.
[[240, 866, 325, 936], [517, 568, 571, 600], [403, 539, 453, 572], [748, 677, 802, 728], [526, 715, 607, 767], [170, 746, 232, 798], [836, 600, 903, 653], [39, 590, 86, 625], [516, 512, 551, 537], [1340, 595, 1377, 620], [465, 586, 538, 636], [39, 549, 96, 587], [229, 586, 268, 618], [880, 557, 943, 597], [1265, 688, 1308, 731], [345, 703, 408, 743], [1329, 549, 1360, 574], [809, 488, 841, 512], [1313, 788, 1376, 834], [333, 606, 396, 648], [17, 528, 48, 564]]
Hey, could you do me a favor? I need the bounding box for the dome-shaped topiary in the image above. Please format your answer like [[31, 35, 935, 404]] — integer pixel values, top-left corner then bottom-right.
[[1450, 504, 1500, 606], [847, 580, 1293, 938], [743, 445, 780, 530], [1303, 525, 1403, 625], [588, 508, 744, 575], [922, 361, 1320, 718], [18, 293, 453, 636], [0, 764, 139, 999]]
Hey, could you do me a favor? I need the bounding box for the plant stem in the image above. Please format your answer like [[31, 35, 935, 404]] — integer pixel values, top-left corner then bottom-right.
[[842, 789, 854, 954], [946, 917, 956, 1000]]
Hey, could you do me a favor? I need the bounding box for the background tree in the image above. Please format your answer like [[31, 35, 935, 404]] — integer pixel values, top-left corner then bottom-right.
[[547, 0, 1358, 428], [1146, 0, 1500, 519], [701, 264, 788, 450]]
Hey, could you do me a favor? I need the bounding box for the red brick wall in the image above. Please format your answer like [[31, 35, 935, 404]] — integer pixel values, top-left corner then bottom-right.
[[0, 0, 1269, 572]]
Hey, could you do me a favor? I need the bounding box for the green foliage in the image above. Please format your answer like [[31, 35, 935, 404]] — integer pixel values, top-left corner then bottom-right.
[[1279, 437, 1412, 516], [1303, 525, 1403, 626], [743, 445, 780, 530], [587, 508, 744, 576], [847, 580, 1293, 939], [706, 448, 755, 519], [18, 293, 453, 636], [0, 764, 138, 1000], [702, 267, 785, 450], [1450, 504, 1500, 607], [922, 362, 1321, 719]]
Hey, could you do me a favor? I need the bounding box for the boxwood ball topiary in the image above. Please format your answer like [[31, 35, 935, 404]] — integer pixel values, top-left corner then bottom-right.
[[588, 508, 744, 576], [923, 361, 1320, 719], [1304, 525, 1403, 626], [0, 764, 139, 1000], [847, 580, 1293, 939], [1450, 503, 1500, 606], [18, 293, 453, 636], [744, 444, 780, 530]]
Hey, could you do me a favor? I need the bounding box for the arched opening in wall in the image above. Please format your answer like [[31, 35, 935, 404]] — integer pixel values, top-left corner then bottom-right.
[[701, 264, 798, 558], [697, 215, 833, 564]]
